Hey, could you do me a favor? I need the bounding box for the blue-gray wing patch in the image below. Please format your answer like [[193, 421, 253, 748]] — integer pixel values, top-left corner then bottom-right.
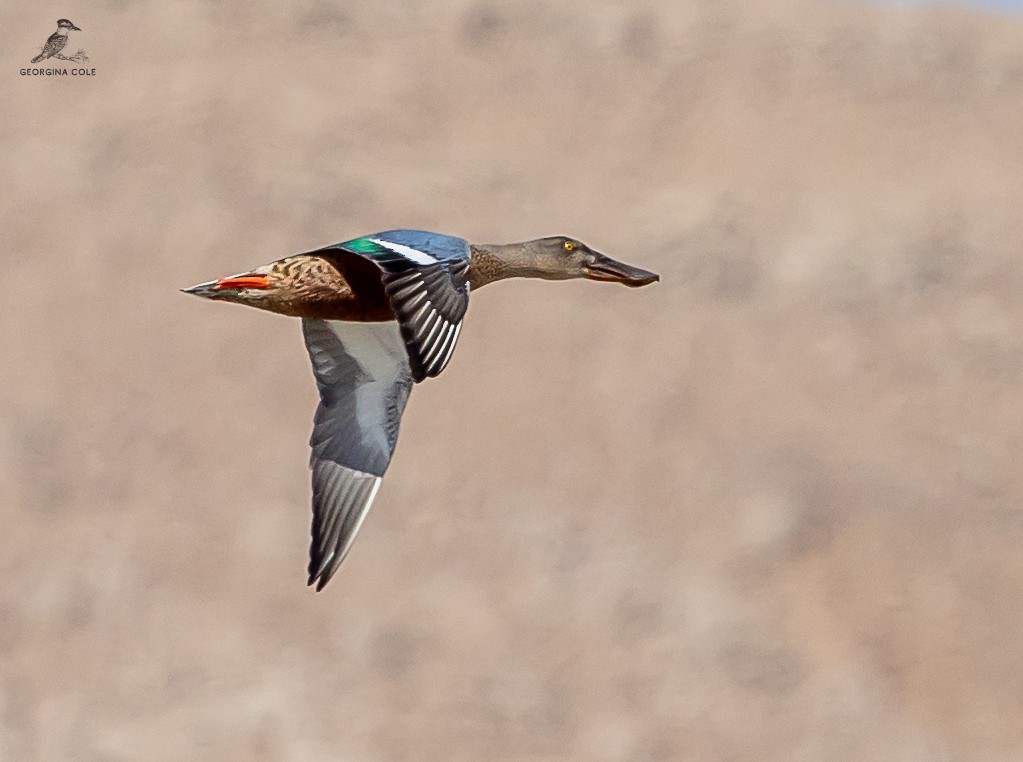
[[302, 318, 413, 590]]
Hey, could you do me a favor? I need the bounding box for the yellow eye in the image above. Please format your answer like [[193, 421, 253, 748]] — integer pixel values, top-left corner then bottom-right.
[[564, 241, 575, 251]]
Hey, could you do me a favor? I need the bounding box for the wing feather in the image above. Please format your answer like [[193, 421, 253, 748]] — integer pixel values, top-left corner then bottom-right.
[[302, 319, 413, 590], [380, 262, 470, 381], [319, 233, 473, 382]]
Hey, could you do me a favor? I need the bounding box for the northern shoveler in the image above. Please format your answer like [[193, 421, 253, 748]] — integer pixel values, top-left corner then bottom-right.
[[184, 230, 659, 590]]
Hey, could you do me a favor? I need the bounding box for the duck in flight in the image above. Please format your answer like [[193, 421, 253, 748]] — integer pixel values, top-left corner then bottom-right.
[[184, 230, 659, 590]]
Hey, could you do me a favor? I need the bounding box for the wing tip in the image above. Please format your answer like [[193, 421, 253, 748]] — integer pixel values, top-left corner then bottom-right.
[[307, 551, 341, 591], [308, 572, 331, 592], [307, 467, 384, 592]]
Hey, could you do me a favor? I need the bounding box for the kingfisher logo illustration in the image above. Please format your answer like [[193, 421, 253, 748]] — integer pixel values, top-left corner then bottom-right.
[[21, 18, 95, 76]]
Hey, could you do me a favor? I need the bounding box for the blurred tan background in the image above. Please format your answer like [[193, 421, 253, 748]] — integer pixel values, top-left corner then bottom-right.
[[3, 0, 1023, 759]]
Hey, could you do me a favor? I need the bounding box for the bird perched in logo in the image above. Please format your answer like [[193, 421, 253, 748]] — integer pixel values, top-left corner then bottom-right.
[[31, 19, 81, 63], [184, 230, 659, 589]]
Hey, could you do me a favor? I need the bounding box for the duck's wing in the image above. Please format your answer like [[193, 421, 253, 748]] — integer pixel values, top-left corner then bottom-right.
[[301, 318, 413, 590], [380, 258, 470, 382], [335, 232, 472, 382]]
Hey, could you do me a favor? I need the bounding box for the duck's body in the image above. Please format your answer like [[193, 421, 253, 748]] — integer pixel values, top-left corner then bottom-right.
[[213, 253, 394, 321], [185, 229, 658, 589]]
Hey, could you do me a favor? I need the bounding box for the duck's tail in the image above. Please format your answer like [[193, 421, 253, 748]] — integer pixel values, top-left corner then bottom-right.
[[182, 273, 271, 298]]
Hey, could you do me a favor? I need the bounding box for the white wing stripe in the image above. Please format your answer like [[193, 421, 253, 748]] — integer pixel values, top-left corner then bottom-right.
[[412, 300, 433, 324], [370, 239, 438, 265], [392, 279, 424, 301], [416, 308, 439, 338], [424, 323, 455, 368], [413, 314, 436, 349], [439, 321, 463, 370], [336, 475, 382, 562], [422, 312, 446, 348], [422, 326, 449, 368], [402, 289, 429, 310]]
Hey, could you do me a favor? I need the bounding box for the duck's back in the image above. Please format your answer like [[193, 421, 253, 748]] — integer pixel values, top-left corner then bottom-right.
[[338, 230, 470, 266]]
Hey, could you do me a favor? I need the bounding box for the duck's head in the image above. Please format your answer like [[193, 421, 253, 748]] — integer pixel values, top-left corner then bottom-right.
[[473, 236, 659, 289], [56, 19, 81, 31]]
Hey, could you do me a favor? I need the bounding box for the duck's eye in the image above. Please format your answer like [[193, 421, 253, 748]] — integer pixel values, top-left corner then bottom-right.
[[564, 241, 575, 252]]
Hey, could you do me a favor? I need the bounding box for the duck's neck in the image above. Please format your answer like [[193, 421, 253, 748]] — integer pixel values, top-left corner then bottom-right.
[[469, 244, 507, 289], [469, 243, 530, 289]]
